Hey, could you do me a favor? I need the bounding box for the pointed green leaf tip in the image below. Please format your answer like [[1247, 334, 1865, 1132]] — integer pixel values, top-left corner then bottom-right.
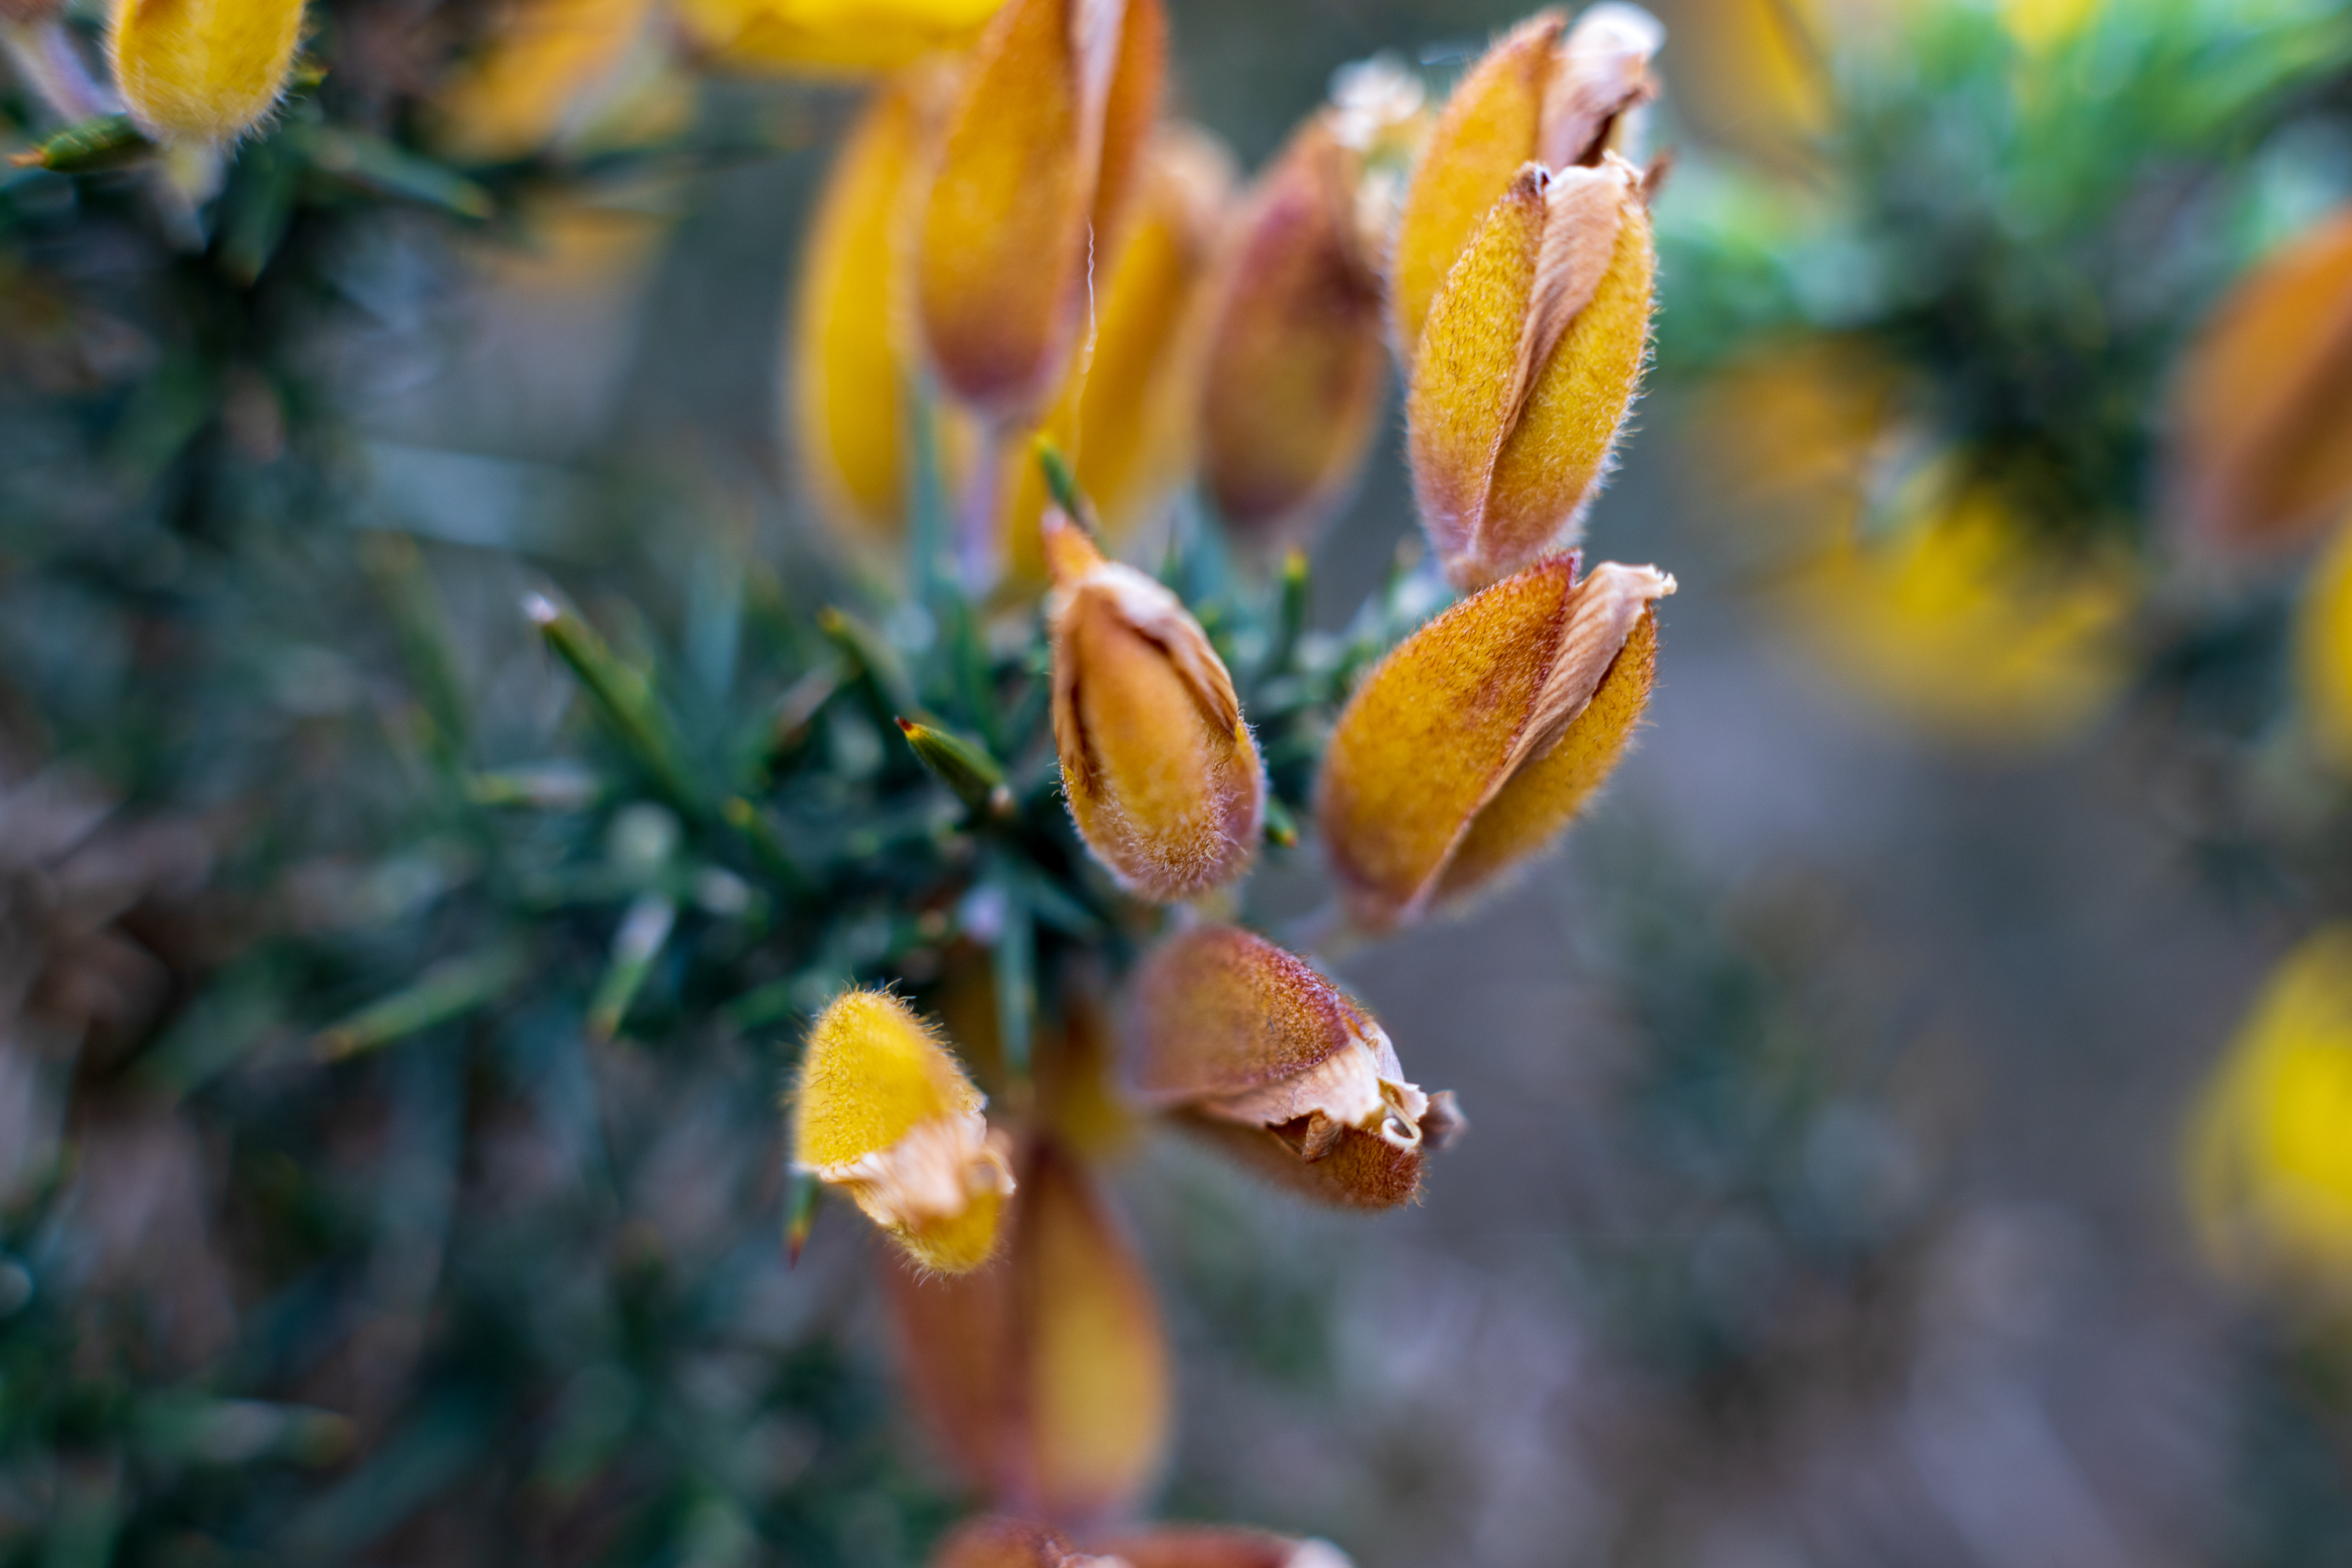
[[898, 718, 1014, 816]]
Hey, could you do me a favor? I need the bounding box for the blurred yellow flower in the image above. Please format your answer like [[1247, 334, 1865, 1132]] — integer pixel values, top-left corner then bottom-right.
[[678, 0, 1003, 74], [2188, 927, 2352, 1312], [427, 0, 665, 163], [1667, 0, 1831, 159], [793, 988, 1014, 1273], [109, 0, 305, 144], [1317, 555, 1671, 931], [1999, 0, 2099, 53], [2297, 520, 2352, 771]]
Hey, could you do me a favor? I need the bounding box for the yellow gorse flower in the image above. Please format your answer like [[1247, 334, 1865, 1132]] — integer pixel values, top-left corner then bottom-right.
[[1123, 923, 1461, 1210], [678, 0, 1004, 74], [109, 0, 306, 144], [2188, 927, 2352, 1312], [2171, 204, 2352, 558], [1044, 514, 1264, 902], [426, 0, 660, 163], [1316, 555, 1671, 931], [1387, 3, 1661, 360], [915, 0, 1164, 422], [793, 988, 1014, 1273], [1407, 154, 1655, 589]]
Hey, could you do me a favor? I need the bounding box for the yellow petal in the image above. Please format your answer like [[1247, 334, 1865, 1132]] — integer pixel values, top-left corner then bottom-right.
[[2299, 518, 2352, 772], [915, 0, 1164, 420], [1196, 112, 1387, 550], [2187, 926, 2352, 1310], [793, 989, 1013, 1273], [426, 0, 656, 162], [110, 0, 305, 144], [680, 0, 1004, 74], [1046, 517, 1263, 900], [1408, 157, 1652, 590], [2172, 205, 2352, 557], [1316, 555, 1672, 929], [1671, 0, 1831, 159]]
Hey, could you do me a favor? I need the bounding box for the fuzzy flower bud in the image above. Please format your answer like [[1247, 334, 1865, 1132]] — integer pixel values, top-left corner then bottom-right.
[[1194, 73, 1417, 550], [1317, 555, 1671, 931], [677, 0, 1003, 74], [108, 0, 306, 144], [793, 988, 1014, 1273], [915, 0, 1164, 421], [2171, 205, 2352, 557], [1407, 154, 1654, 589], [1125, 924, 1461, 1210], [1388, 3, 1661, 357], [1045, 514, 1264, 901]]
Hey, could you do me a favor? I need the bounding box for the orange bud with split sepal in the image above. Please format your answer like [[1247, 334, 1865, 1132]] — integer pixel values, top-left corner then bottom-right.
[[1388, 3, 1661, 358], [1045, 513, 1264, 901], [1316, 554, 1672, 931], [888, 1140, 1171, 1526], [1407, 154, 1656, 589], [792, 989, 1014, 1274], [915, 0, 1165, 422], [1124, 924, 1461, 1210]]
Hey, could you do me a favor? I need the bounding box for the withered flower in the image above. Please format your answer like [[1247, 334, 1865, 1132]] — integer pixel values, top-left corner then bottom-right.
[[1124, 924, 1460, 1210], [1194, 67, 1418, 549], [109, 0, 307, 143], [915, 0, 1165, 421], [1045, 514, 1264, 901], [792, 988, 1014, 1273], [890, 1142, 1170, 1524], [1407, 154, 1655, 589], [1388, 3, 1661, 357], [2172, 205, 2352, 557], [1317, 555, 1671, 931]]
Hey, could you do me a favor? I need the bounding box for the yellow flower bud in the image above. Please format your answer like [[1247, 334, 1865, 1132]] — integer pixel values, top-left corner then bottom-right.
[[1407, 154, 1655, 589], [915, 0, 1165, 421], [1194, 110, 1390, 551], [2299, 517, 2352, 772], [1045, 514, 1264, 901], [889, 1141, 1170, 1523], [792, 988, 1014, 1273], [1316, 555, 1672, 931], [2171, 205, 2352, 558], [426, 0, 664, 163], [677, 0, 1003, 74], [2187, 926, 2352, 1313], [1388, 4, 1661, 358], [1124, 924, 1461, 1210], [108, 0, 305, 144], [999, 125, 1234, 582]]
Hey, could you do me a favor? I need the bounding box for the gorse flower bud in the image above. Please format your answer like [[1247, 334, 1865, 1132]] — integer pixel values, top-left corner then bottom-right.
[[1125, 924, 1460, 1210], [1317, 555, 1671, 930], [2187, 926, 2352, 1310], [793, 988, 1014, 1273], [678, 0, 1004, 73], [916, 0, 1164, 420], [1194, 95, 1403, 549], [1045, 514, 1263, 901], [108, 0, 306, 143], [2171, 205, 2352, 557], [1407, 154, 1655, 589], [891, 1142, 1169, 1523], [1388, 3, 1661, 358]]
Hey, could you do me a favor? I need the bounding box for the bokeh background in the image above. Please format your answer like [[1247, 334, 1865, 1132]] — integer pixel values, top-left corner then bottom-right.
[[8, 0, 2352, 1563]]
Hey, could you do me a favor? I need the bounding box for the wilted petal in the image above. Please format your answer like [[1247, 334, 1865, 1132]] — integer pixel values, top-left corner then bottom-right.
[[110, 0, 306, 143], [1046, 517, 1263, 900], [2172, 205, 2352, 557], [1125, 924, 1457, 1210], [1316, 556, 1671, 930], [793, 989, 1014, 1273]]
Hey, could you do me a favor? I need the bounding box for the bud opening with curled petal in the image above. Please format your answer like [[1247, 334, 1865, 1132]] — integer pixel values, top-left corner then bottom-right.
[[793, 988, 1014, 1273], [1388, 2, 1661, 358], [1408, 154, 1655, 590], [1317, 555, 1672, 931], [1045, 514, 1264, 901], [1125, 924, 1460, 1210], [915, 0, 1164, 422], [109, 0, 307, 144]]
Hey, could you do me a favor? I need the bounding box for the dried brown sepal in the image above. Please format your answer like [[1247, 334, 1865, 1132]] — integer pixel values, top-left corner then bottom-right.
[[1125, 924, 1455, 1210]]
